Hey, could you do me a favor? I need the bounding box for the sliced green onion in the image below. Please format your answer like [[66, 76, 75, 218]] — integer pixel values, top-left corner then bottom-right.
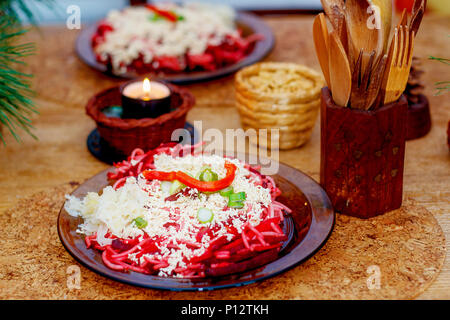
[[219, 186, 234, 197], [169, 180, 185, 195], [229, 192, 246, 202], [195, 166, 209, 179], [228, 200, 244, 209], [197, 166, 218, 182], [149, 14, 164, 22], [197, 208, 214, 223], [133, 217, 148, 229]]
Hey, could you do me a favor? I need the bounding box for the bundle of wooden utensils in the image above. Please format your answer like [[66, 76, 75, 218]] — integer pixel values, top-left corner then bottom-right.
[[314, 0, 426, 110]]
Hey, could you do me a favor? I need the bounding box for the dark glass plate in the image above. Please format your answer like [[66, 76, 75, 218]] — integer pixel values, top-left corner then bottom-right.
[[75, 12, 275, 84], [57, 158, 334, 291]]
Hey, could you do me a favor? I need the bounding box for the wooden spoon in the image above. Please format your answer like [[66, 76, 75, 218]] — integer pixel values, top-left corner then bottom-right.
[[320, 0, 345, 35], [313, 13, 331, 87], [345, 0, 383, 71], [321, 0, 348, 54], [328, 31, 352, 107]]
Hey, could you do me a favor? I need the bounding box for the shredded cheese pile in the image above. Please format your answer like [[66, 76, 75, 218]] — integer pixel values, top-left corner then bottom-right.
[[95, 2, 238, 74]]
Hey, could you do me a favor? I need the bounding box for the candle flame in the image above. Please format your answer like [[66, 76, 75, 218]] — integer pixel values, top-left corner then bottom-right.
[[143, 78, 151, 95]]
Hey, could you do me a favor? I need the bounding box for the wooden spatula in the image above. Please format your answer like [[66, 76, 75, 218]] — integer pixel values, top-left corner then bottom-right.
[[328, 31, 352, 107], [313, 13, 331, 87]]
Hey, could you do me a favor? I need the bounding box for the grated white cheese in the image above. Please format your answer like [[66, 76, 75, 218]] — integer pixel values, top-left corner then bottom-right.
[[94, 2, 238, 74]]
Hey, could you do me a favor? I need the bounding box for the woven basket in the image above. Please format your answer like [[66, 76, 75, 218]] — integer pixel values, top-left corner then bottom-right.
[[86, 83, 195, 156], [235, 62, 324, 150]]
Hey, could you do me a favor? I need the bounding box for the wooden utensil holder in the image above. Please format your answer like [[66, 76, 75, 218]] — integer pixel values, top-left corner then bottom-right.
[[320, 87, 408, 219]]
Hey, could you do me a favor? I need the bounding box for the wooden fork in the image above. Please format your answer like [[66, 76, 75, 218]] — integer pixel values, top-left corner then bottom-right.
[[350, 50, 387, 110], [382, 25, 415, 104], [350, 50, 376, 109]]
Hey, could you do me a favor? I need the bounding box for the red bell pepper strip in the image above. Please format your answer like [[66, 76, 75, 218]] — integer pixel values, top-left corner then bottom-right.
[[145, 4, 178, 22], [143, 162, 237, 193]]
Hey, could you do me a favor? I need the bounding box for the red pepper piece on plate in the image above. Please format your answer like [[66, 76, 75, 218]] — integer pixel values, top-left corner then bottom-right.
[[143, 162, 237, 192], [145, 4, 178, 22]]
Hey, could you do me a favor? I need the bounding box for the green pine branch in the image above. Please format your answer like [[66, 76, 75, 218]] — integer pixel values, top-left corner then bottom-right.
[[0, 0, 55, 144], [1, 0, 55, 26], [0, 18, 38, 144]]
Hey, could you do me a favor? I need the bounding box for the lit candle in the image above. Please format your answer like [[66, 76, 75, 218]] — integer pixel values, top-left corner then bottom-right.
[[120, 78, 172, 119]]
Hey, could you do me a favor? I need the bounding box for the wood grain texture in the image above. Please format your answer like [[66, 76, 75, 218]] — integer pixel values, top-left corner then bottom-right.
[[320, 87, 408, 218], [0, 14, 448, 299]]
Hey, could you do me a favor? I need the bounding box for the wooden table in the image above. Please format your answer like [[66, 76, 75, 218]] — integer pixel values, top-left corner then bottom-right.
[[0, 14, 448, 299]]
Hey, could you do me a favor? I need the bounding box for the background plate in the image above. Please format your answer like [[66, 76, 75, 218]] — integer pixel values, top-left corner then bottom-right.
[[58, 158, 334, 291], [75, 12, 275, 84]]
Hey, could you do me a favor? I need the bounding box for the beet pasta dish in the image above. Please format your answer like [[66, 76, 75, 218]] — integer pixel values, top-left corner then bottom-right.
[[91, 2, 263, 75], [65, 143, 291, 278]]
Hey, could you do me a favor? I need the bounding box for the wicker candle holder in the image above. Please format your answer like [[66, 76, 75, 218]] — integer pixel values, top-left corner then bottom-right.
[[86, 83, 195, 156], [320, 87, 408, 219]]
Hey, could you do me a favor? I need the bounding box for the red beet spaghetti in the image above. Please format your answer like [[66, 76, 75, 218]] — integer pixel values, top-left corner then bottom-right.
[[65, 143, 291, 278], [91, 3, 263, 75]]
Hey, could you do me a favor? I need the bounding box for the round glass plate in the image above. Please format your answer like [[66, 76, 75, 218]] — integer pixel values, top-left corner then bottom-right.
[[57, 158, 334, 291], [75, 12, 275, 84]]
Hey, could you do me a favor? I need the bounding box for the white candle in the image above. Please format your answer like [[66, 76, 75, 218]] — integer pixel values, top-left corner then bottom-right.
[[122, 78, 170, 101]]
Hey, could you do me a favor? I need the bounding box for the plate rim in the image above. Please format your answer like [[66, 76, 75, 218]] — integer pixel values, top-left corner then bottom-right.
[[57, 159, 335, 291], [75, 11, 275, 84]]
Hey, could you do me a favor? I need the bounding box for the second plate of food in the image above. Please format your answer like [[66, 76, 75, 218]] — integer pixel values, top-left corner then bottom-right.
[[75, 3, 275, 84], [58, 145, 334, 291]]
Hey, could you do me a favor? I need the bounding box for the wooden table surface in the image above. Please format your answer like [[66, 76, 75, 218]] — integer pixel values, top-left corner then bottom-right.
[[0, 14, 448, 299]]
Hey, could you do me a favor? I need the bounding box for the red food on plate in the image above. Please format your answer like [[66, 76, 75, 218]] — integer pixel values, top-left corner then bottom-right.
[[64, 142, 291, 278], [91, 3, 263, 75]]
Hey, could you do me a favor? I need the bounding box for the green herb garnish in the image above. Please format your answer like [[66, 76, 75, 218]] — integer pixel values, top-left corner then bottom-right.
[[133, 217, 148, 229], [198, 167, 218, 182], [219, 186, 234, 197], [227, 200, 245, 209]]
